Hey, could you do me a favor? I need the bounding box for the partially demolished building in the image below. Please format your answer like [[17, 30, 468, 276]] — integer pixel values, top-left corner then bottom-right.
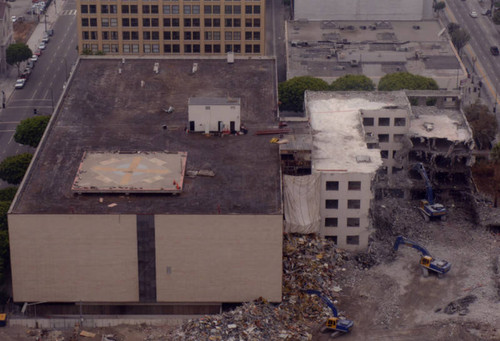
[[282, 90, 474, 250]]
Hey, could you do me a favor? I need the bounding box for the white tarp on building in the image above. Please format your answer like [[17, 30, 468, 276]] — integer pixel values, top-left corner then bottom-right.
[[283, 174, 321, 234]]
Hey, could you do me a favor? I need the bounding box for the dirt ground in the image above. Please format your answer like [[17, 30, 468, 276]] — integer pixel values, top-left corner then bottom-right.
[[13, 20, 37, 44]]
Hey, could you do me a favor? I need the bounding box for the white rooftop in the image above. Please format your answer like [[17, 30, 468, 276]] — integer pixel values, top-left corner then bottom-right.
[[410, 107, 472, 142], [307, 96, 384, 173]]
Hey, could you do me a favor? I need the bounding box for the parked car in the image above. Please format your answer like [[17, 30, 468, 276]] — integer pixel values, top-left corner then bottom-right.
[[15, 78, 26, 89], [47, 29, 54, 36], [30, 54, 38, 62], [11, 16, 16, 22], [469, 10, 478, 18], [491, 46, 499, 56], [34, 49, 42, 56], [42, 35, 49, 43], [26, 60, 35, 69], [38, 41, 46, 50]]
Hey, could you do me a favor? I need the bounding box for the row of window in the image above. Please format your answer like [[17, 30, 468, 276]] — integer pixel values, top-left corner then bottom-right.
[[363, 117, 406, 127], [370, 133, 404, 144], [83, 17, 261, 28], [325, 217, 360, 227], [81, 0, 262, 2], [325, 181, 361, 191], [82, 30, 259, 41], [326, 235, 359, 246], [81, 4, 261, 15], [82, 43, 261, 53], [325, 199, 361, 209]]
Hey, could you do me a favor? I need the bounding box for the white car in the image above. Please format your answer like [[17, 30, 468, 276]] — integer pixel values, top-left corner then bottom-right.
[[11, 16, 16, 23], [15, 78, 26, 89], [39, 42, 46, 50], [30, 54, 38, 62], [470, 10, 478, 18]]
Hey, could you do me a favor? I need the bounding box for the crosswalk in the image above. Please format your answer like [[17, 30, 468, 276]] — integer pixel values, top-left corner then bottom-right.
[[61, 9, 77, 16]]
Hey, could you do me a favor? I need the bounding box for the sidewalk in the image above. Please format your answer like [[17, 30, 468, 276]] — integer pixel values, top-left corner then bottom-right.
[[0, 0, 65, 109]]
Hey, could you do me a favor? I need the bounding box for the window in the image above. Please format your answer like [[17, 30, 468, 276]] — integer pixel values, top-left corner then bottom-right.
[[173, 44, 181, 53], [213, 31, 220, 40], [253, 5, 260, 13], [325, 236, 337, 244], [131, 31, 139, 40], [325, 218, 338, 227], [348, 181, 361, 190], [245, 44, 252, 53], [225, 31, 232, 40], [245, 32, 252, 40], [163, 18, 171, 27], [347, 218, 360, 227], [143, 18, 151, 27], [225, 19, 232, 27], [380, 150, 389, 159], [81, 18, 89, 26], [347, 200, 361, 209], [253, 44, 260, 53], [394, 134, 404, 142], [326, 181, 339, 191], [132, 44, 139, 53], [214, 44, 221, 53], [110, 18, 117, 27], [184, 44, 192, 53], [123, 44, 130, 53], [205, 31, 212, 40], [378, 117, 390, 126], [142, 5, 150, 14], [325, 200, 338, 209], [233, 32, 240, 40], [193, 18, 200, 27], [151, 5, 159, 14], [89, 5, 96, 13], [101, 5, 109, 13], [193, 5, 200, 14], [225, 5, 232, 14], [245, 19, 252, 27], [152, 18, 159, 27], [184, 18, 191, 27], [90, 18, 97, 27], [172, 5, 179, 14], [254, 19, 260, 27], [123, 31, 130, 40], [205, 18, 212, 27], [225, 44, 232, 53], [152, 31, 159, 40], [346, 236, 360, 245], [90, 31, 98, 40], [184, 31, 192, 40], [184, 5, 191, 14], [234, 18, 241, 27], [163, 5, 170, 14], [172, 31, 180, 40], [234, 45, 240, 53], [164, 44, 171, 53], [164, 31, 171, 40], [82, 31, 89, 40], [213, 19, 220, 27], [81, 5, 88, 13], [205, 44, 212, 53], [378, 134, 389, 142], [110, 5, 117, 14], [144, 44, 151, 53], [102, 31, 109, 40], [152, 44, 160, 53], [130, 5, 138, 14], [172, 18, 179, 27], [253, 31, 260, 40], [363, 117, 374, 126], [234, 5, 241, 14], [245, 5, 252, 13], [131, 18, 138, 27], [111, 31, 118, 40], [143, 31, 151, 40], [193, 44, 200, 53], [121, 5, 129, 13], [395, 117, 406, 126], [204, 5, 212, 14], [193, 31, 200, 40], [367, 143, 377, 149], [213, 5, 220, 14]]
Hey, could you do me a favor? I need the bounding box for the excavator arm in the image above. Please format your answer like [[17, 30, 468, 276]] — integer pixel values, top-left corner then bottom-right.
[[414, 163, 435, 205], [304, 289, 338, 317], [393, 236, 432, 257]]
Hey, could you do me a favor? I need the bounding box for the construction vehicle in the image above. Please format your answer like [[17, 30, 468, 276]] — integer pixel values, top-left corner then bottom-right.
[[393, 236, 451, 277], [414, 162, 447, 221], [304, 289, 353, 337]]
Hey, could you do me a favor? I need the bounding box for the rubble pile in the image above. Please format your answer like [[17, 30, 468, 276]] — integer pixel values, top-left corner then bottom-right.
[[442, 295, 477, 316], [166, 235, 348, 341]]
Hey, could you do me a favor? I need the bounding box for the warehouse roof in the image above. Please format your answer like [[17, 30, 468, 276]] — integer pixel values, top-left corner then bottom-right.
[[11, 59, 281, 215]]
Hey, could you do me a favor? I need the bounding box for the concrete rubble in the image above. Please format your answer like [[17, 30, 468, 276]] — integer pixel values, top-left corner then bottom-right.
[[165, 235, 349, 341]]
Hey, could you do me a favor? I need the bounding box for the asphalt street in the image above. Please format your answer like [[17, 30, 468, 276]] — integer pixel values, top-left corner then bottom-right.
[[0, 0, 77, 189]]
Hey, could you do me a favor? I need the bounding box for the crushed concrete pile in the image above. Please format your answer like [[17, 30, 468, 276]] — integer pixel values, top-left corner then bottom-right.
[[166, 235, 348, 341], [441, 295, 477, 316]]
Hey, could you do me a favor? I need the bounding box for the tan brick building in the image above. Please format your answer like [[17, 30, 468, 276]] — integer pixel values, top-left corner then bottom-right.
[[77, 0, 265, 55]]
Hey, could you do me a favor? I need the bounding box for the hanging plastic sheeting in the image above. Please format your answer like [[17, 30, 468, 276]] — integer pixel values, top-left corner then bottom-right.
[[283, 174, 321, 234]]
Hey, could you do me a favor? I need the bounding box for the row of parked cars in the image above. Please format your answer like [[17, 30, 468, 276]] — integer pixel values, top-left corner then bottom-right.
[[15, 30, 53, 89]]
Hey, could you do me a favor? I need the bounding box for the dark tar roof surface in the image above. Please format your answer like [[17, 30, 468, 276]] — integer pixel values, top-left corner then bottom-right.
[[11, 58, 281, 215]]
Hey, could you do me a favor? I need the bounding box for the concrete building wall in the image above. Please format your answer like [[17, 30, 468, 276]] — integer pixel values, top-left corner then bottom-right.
[[77, 0, 266, 56], [155, 214, 282, 302], [319, 172, 373, 250], [361, 108, 410, 175], [9, 214, 139, 302], [0, 3, 13, 74], [188, 104, 240, 132], [294, 0, 434, 21]]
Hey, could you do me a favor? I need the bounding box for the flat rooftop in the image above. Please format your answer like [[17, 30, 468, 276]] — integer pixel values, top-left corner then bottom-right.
[[304, 91, 411, 173], [11, 58, 281, 215], [410, 106, 473, 142], [287, 20, 464, 88]]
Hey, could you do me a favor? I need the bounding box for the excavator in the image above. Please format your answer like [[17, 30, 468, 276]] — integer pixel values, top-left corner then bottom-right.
[[304, 289, 354, 338], [414, 162, 447, 222], [393, 236, 451, 277]]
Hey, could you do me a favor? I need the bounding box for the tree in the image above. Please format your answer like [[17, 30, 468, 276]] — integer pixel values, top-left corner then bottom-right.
[[464, 102, 498, 150], [378, 72, 439, 91], [450, 28, 470, 55], [14, 115, 51, 148], [0, 153, 33, 185], [278, 76, 330, 112], [6, 43, 33, 76], [433, 1, 446, 13], [447, 22, 461, 35], [330, 74, 375, 91], [0, 187, 17, 202]]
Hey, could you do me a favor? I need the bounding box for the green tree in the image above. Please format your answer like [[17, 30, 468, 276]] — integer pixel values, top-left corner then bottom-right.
[[6, 43, 33, 76], [278, 76, 330, 112], [450, 28, 470, 55], [464, 102, 498, 150], [0, 187, 17, 202], [434, 1, 446, 13], [378, 72, 439, 91], [14, 115, 50, 148], [447, 22, 461, 35], [330, 74, 375, 91], [0, 153, 33, 185]]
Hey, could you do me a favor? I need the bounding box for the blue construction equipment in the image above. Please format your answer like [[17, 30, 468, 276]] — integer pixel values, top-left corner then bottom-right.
[[414, 162, 447, 222], [393, 236, 451, 277], [304, 289, 353, 337]]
